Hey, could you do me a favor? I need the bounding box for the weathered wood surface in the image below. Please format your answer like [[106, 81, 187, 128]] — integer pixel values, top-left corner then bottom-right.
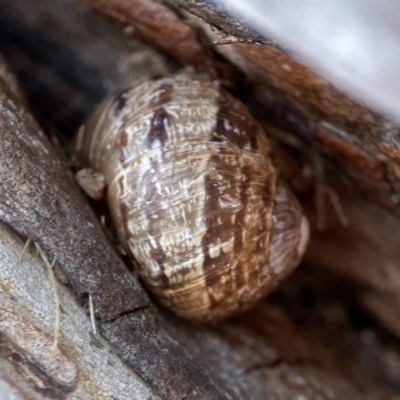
[[271, 266, 400, 396], [0, 0, 175, 136], [89, 0, 400, 339], [303, 177, 400, 337], [0, 0, 398, 398], [0, 221, 391, 399], [0, 53, 148, 322], [210, 0, 400, 125], [175, 1, 400, 210], [87, 0, 400, 212], [0, 222, 158, 400]]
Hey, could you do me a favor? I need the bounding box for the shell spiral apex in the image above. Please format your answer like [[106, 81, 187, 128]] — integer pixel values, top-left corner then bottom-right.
[[75, 73, 309, 321]]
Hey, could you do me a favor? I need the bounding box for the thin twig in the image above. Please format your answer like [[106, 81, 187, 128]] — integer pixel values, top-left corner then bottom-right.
[[89, 294, 97, 335], [35, 244, 60, 361], [19, 238, 31, 262]]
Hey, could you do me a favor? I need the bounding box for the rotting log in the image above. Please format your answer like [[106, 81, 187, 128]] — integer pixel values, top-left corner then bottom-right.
[[0, 221, 391, 399], [0, 0, 399, 398], [0, 52, 148, 321], [271, 266, 400, 396], [88, 0, 400, 339], [303, 177, 400, 337], [0, 0, 176, 136], [0, 221, 158, 400], [170, 0, 400, 209]]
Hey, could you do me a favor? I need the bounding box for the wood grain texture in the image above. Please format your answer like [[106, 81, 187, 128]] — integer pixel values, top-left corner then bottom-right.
[[0, 55, 148, 321], [0, 218, 388, 399], [90, 0, 216, 75], [0, 1, 396, 397], [0, 0, 174, 136]]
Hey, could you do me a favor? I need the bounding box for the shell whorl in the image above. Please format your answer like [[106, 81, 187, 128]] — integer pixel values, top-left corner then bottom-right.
[[76, 74, 309, 321]]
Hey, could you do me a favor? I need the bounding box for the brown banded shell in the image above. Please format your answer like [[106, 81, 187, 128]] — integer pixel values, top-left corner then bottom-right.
[[75, 74, 309, 321]]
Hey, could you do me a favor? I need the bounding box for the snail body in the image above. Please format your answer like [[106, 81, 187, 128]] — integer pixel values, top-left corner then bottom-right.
[[76, 74, 309, 321]]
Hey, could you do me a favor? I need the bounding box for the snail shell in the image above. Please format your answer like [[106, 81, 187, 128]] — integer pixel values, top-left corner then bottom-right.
[[76, 74, 309, 321]]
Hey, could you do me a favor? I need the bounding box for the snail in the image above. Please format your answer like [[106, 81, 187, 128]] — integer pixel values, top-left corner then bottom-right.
[[75, 73, 309, 321]]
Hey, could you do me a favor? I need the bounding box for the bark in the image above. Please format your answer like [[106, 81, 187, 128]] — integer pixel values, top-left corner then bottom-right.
[[90, 0, 216, 74], [203, 0, 400, 125], [174, 0, 269, 44], [0, 55, 148, 321], [272, 266, 400, 396], [0, 0, 175, 136], [86, 0, 394, 217], [154, 0, 400, 339], [181, 4, 400, 211], [89, 0, 241, 85], [0, 0, 398, 398], [302, 177, 400, 337], [0, 223, 158, 400], [87, 0, 400, 389], [0, 221, 390, 399]]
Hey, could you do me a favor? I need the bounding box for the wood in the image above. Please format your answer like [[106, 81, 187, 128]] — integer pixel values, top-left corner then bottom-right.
[[208, 0, 400, 124], [0, 223, 157, 400], [0, 0, 397, 397], [303, 177, 400, 336], [0, 221, 390, 399], [90, 0, 400, 208], [0, 53, 148, 321], [90, 0, 216, 74], [163, 0, 400, 338], [0, 0, 175, 136], [201, 22, 400, 210], [173, 0, 267, 44]]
